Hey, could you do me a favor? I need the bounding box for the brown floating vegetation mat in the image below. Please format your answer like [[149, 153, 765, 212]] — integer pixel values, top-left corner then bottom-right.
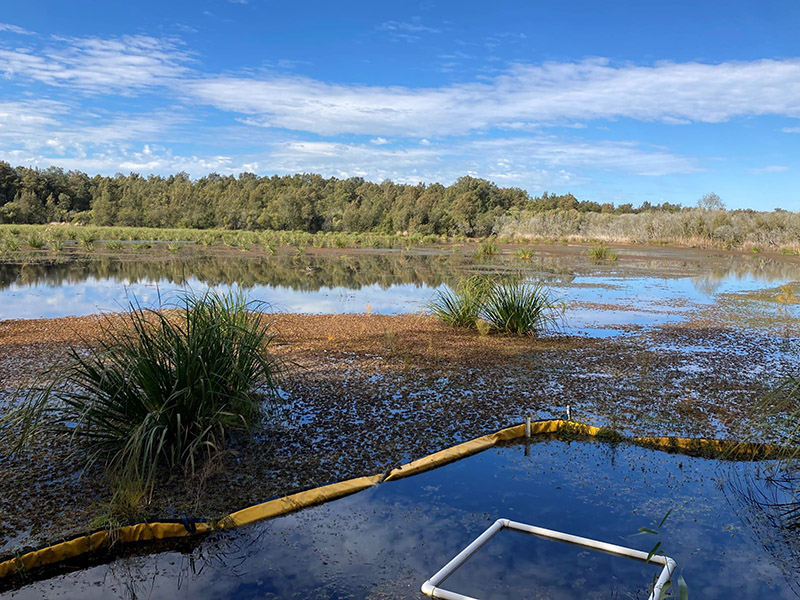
[[0, 310, 794, 583]]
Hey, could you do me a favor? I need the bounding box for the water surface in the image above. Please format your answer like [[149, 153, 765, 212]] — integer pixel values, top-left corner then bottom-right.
[[6, 440, 797, 599], [1, 249, 798, 337]]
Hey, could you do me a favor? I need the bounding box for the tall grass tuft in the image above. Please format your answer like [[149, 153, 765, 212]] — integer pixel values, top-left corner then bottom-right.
[[515, 247, 535, 260], [430, 276, 562, 336], [2, 236, 19, 252], [482, 279, 563, 335], [587, 244, 618, 261], [2, 290, 281, 492], [474, 239, 498, 258], [27, 233, 45, 249], [428, 275, 494, 328]]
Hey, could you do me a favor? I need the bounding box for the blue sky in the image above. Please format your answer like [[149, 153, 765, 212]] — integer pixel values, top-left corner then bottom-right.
[[0, 0, 798, 210]]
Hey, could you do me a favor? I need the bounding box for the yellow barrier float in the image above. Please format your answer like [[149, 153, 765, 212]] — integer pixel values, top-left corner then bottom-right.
[[0, 418, 780, 581]]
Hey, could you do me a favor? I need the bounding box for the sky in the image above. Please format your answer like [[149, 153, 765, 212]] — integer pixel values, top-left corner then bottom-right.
[[0, 0, 798, 210]]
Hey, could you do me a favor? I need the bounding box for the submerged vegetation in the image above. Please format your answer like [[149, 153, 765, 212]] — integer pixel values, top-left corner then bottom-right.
[[429, 275, 563, 336], [0, 290, 281, 494]]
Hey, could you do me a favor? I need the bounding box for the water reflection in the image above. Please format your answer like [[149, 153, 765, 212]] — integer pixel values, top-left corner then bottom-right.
[[725, 464, 800, 597], [7, 441, 799, 599], [0, 250, 798, 325]]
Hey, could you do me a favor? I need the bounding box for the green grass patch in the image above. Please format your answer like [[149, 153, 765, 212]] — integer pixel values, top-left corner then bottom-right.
[[26, 233, 45, 249]]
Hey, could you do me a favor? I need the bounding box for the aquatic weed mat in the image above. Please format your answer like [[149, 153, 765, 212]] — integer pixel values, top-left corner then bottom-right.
[[1, 312, 794, 559], [2, 438, 797, 599]]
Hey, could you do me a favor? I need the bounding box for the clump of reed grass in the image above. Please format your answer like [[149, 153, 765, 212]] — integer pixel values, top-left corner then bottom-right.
[[515, 247, 535, 260], [78, 232, 96, 252], [587, 244, 618, 261], [481, 279, 563, 335], [430, 275, 562, 336], [427, 275, 494, 328], [1, 290, 282, 493], [27, 233, 45, 249], [105, 240, 124, 252], [474, 239, 498, 258], [3, 236, 19, 252]]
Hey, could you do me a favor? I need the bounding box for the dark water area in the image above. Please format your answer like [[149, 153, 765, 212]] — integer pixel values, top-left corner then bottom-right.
[[6, 440, 798, 599]]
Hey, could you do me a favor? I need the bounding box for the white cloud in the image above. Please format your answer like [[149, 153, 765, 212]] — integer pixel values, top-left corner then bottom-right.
[[267, 135, 696, 187], [0, 22, 33, 35], [0, 99, 189, 162], [0, 145, 239, 177], [0, 100, 68, 151], [783, 126, 800, 133], [0, 34, 191, 92], [471, 137, 698, 177], [378, 21, 440, 34], [370, 137, 389, 145], [185, 58, 800, 137], [748, 165, 790, 175]]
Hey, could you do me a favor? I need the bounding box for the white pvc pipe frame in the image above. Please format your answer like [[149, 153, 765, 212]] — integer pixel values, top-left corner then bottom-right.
[[421, 518, 677, 600]]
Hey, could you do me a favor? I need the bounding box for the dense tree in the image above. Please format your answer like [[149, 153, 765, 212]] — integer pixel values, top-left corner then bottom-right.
[[0, 163, 694, 231]]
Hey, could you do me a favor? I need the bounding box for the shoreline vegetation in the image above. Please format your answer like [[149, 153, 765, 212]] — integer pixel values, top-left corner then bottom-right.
[[0, 164, 798, 254], [1, 219, 799, 267]]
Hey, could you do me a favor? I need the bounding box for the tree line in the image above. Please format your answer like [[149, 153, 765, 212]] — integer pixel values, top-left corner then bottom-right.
[[0, 162, 688, 236]]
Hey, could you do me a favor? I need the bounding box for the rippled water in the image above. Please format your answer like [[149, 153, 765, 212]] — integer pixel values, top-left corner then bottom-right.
[[5, 440, 797, 599]]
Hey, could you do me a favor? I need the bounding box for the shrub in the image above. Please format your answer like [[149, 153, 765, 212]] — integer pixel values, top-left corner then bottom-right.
[[3, 236, 19, 251], [2, 290, 282, 490], [79, 233, 96, 251]]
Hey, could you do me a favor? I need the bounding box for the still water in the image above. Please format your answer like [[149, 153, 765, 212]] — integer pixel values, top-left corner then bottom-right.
[[5, 440, 796, 599], [1, 248, 798, 335]]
